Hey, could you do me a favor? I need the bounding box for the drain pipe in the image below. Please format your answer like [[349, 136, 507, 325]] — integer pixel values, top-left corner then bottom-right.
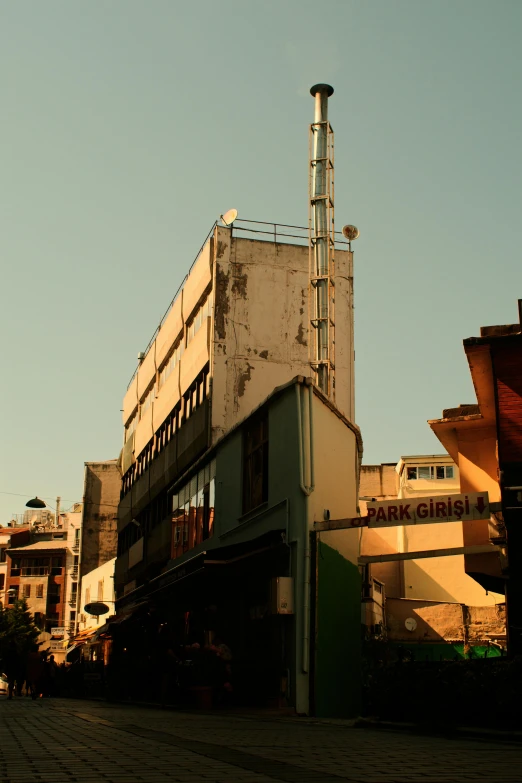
[[296, 382, 315, 675]]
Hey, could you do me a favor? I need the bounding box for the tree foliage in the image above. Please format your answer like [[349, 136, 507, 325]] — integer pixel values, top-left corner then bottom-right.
[[0, 599, 40, 663]]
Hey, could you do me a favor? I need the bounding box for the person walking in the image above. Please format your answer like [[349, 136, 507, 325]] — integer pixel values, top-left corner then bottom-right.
[[2, 642, 19, 700], [26, 646, 44, 700]]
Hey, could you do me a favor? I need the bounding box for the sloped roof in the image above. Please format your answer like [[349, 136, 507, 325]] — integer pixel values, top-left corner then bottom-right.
[[7, 539, 69, 554]]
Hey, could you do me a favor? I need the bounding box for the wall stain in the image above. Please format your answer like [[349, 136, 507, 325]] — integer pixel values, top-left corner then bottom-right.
[[231, 263, 248, 299], [216, 241, 228, 259], [237, 362, 254, 398], [259, 350, 269, 359], [215, 264, 230, 340], [296, 323, 307, 346]]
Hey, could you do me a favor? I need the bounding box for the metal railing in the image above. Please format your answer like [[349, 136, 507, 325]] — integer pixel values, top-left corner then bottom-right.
[[127, 220, 218, 389], [125, 217, 352, 389]]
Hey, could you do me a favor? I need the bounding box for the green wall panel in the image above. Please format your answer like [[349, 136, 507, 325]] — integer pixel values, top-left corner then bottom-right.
[[315, 540, 362, 718]]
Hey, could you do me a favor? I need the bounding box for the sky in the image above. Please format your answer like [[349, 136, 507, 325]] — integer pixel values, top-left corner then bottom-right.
[[1, 0, 521, 520]]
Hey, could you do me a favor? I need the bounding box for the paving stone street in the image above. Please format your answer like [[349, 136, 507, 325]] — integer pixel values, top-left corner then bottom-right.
[[0, 698, 521, 783]]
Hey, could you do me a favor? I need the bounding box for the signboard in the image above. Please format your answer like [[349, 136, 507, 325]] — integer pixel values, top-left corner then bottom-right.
[[366, 492, 490, 527], [50, 627, 65, 638], [314, 492, 490, 531], [49, 640, 65, 651]]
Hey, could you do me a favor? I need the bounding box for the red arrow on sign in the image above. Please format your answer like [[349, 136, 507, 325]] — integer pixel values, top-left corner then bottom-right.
[[475, 496, 486, 514]]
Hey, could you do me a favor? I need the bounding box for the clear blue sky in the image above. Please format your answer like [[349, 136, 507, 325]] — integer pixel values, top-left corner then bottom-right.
[[2, 0, 521, 520]]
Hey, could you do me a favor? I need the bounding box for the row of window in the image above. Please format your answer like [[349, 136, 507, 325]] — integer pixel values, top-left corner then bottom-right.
[[118, 460, 216, 561], [125, 293, 213, 443], [121, 365, 210, 497], [186, 293, 211, 346], [8, 584, 61, 604], [171, 461, 216, 557], [159, 339, 184, 391], [406, 465, 455, 480]]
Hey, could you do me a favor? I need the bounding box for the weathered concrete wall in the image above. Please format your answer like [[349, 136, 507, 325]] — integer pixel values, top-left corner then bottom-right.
[[81, 461, 120, 578], [211, 227, 355, 441], [360, 464, 398, 500], [386, 597, 505, 644]]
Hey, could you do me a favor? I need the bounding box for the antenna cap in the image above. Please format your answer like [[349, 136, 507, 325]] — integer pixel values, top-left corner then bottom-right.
[[310, 84, 334, 97]]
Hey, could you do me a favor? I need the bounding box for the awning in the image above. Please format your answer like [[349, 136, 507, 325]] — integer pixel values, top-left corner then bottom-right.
[[71, 628, 98, 645]]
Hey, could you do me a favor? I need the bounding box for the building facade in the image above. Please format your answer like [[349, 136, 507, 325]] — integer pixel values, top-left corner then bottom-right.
[[430, 302, 522, 654], [4, 505, 83, 660], [113, 376, 361, 716], [113, 218, 358, 716]]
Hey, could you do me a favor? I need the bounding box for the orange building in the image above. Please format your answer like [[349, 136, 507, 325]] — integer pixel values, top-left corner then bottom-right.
[[430, 301, 522, 653]]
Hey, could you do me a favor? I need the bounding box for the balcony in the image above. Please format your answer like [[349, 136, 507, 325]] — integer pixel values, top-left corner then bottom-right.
[[71, 567, 79, 579], [11, 567, 50, 577], [69, 597, 78, 607], [72, 543, 80, 552]]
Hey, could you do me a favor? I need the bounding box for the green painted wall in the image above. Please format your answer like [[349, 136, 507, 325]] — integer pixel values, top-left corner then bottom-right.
[[215, 386, 304, 543], [315, 540, 362, 718]]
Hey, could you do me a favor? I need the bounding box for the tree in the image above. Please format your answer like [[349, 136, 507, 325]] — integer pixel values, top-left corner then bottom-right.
[[0, 599, 40, 664]]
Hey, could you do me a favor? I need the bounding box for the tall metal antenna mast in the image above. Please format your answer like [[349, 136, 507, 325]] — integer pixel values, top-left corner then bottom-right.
[[309, 84, 335, 398]]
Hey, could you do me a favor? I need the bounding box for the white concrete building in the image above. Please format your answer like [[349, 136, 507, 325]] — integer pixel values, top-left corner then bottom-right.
[[78, 557, 116, 633]]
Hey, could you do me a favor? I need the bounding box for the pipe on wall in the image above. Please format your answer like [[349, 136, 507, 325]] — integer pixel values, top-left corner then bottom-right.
[[296, 382, 315, 674]]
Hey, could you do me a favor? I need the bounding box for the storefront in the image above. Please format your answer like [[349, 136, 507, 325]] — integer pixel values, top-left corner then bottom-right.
[[108, 531, 293, 707]]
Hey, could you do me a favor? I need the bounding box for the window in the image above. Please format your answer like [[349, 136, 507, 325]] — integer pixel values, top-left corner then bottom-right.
[[186, 294, 212, 348], [51, 557, 63, 574], [243, 413, 269, 513], [34, 612, 43, 629], [8, 586, 19, 604], [0, 574, 4, 590], [407, 465, 455, 481], [36, 584, 44, 599], [158, 338, 184, 389], [97, 580, 103, 601], [23, 584, 31, 599], [74, 528, 80, 547], [140, 383, 156, 418], [125, 412, 138, 442], [170, 461, 216, 559], [0, 548, 6, 562], [70, 611, 76, 622], [85, 587, 91, 606], [48, 585, 61, 604]]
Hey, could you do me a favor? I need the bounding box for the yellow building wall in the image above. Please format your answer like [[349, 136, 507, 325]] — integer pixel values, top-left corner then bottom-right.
[[311, 393, 360, 566]]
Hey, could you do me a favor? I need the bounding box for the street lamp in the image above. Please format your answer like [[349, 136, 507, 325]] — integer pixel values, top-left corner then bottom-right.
[[25, 497, 47, 509]]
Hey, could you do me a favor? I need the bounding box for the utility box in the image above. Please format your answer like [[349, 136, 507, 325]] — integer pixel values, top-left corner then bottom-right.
[[271, 576, 294, 615]]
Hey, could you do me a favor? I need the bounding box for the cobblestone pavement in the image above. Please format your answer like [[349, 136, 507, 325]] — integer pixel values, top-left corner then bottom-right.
[[0, 698, 521, 783]]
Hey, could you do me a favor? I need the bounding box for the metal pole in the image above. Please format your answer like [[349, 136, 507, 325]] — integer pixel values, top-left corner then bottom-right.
[[310, 84, 334, 395]]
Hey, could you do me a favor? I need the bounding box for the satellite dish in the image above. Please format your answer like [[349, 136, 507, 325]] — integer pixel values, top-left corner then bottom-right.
[[342, 225, 360, 241], [405, 617, 417, 632], [84, 602, 110, 617], [221, 208, 238, 226]]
